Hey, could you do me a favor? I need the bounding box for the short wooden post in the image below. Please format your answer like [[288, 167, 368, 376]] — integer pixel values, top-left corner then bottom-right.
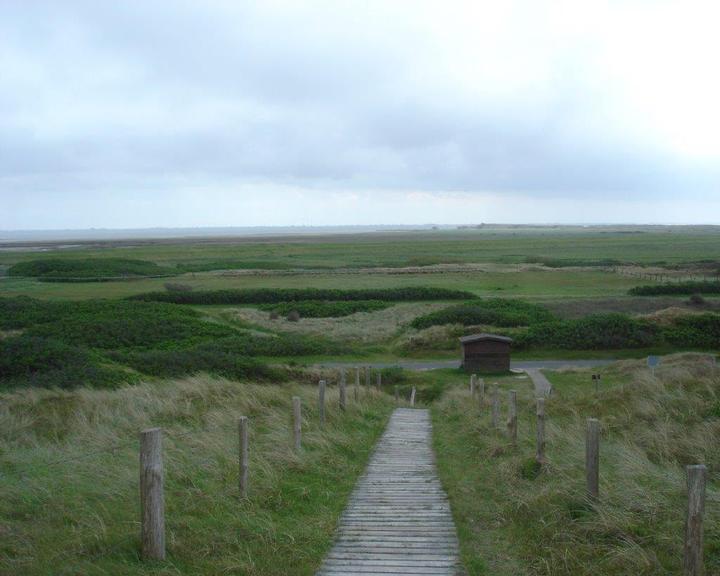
[[376, 372, 382, 389], [507, 390, 517, 446], [292, 396, 302, 451], [238, 416, 249, 498], [140, 428, 165, 561], [586, 418, 600, 500], [318, 380, 326, 426], [394, 385, 399, 403], [535, 398, 545, 465], [339, 371, 347, 411], [470, 374, 476, 396], [354, 367, 360, 401], [684, 464, 707, 575], [410, 386, 416, 407], [491, 386, 500, 428], [365, 366, 370, 387]]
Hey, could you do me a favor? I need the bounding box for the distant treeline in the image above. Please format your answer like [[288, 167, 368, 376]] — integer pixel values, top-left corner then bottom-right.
[[129, 287, 474, 305], [629, 281, 720, 296]]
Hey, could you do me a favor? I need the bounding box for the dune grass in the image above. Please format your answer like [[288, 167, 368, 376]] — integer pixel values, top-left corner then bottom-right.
[[431, 354, 720, 575], [0, 375, 394, 575]]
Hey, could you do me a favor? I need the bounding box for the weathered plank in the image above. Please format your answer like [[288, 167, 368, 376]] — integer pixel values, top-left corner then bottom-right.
[[316, 408, 462, 575]]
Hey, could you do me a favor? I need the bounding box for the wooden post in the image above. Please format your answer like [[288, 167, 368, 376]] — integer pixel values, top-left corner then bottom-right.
[[376, 372, 382, 389], [238, 416, 249, 498], [478, 378, 485, 408], [491, 386, 500, 428], [140, 428, 165, 561], [470, 374, 476, 396], [365, 366, 370, 387], [339, 371, 347, 411], [410, 386, 416, 407], [684, 464, 707, 576], [586, 418, 600, 500], [394, 385, 399, 403], [292, 396, 302, 451], [535, 398, 545, 465], [354, 367, 360, 401], [507, 390, 517, 446], [318, 380, 326, 426]]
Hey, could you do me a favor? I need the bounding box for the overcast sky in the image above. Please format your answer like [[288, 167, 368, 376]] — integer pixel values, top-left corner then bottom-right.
[[2, 0, 720, 229]]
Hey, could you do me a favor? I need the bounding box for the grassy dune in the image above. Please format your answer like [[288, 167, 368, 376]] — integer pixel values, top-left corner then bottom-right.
[[432, 354, 720, 575], [0, 376, 393, 575]]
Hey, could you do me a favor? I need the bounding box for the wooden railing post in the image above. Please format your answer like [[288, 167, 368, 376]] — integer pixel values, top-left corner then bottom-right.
[[318, 380, 326, 426], [376, 372, 382, 389], [586, 418, 600, 500], [410, 386, 416, 407], [293, 396, 302, 451], [354, 367, 360, 401], [535, 398, 545, 465], [339, 370, 347, 411], [470, 374, 476, 396], [507, 390, 517, 446], [140, 428, 165, 561], [365, 366, 370, 387], [491, 385, 500, 428], [684, 464, 707, 576], [478, 377, 485, 408], [238, 416, 249, 498]]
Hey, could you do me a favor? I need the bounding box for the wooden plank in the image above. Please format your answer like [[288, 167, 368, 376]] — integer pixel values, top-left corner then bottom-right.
[[316, 408, 462, 575]]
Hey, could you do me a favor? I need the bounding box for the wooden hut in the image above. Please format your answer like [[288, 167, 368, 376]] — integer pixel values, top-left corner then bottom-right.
[[459, 333, 512, 372]]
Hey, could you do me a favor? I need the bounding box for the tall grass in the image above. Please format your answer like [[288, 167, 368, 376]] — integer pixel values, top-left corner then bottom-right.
[[432, 354, 719, 575], [0, 375, 393, 575]]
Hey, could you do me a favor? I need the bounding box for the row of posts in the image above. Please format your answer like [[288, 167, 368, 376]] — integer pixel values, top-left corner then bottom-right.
[[469, 374, 708, 576], [139, 366, 418, 561]]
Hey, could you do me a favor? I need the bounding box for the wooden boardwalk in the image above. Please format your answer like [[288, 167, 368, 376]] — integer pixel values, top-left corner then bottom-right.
[[317, 408, 463, 575]]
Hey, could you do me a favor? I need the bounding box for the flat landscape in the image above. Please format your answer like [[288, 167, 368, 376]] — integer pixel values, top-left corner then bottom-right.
[[1, 225, 718, 575]]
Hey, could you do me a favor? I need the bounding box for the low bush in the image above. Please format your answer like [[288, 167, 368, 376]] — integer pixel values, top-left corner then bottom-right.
[[261, 300, 389, 318], [629, 281, 720, 296], [128, 286, 474, 305], [164, 282, 194, 292], [8, 258, 169, 281], [525, 256, 622, 268], [515, 313, 659, 350], [661, 313, 720, 348], [411, 299, 555, 329]]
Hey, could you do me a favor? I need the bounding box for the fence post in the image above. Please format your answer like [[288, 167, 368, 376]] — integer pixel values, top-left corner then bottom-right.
[[491, 385, 500, 428], [376, 372, 382, 389], [339, 370, 347, 411], [293, 396, 302, 451], [586, 418, 600, 500], [507, 390, 517, 446], [535, 398, 545, 465], [470, 374, 476, 396], [238, 416, 249, 498], [684, 464, 707, 576], [394, 385, 399, 403], [318, 380, 326, 426], [140, 428, 165, 561], [410, 386, 416, 407], [354, 367, 360, 401], [478, 378, 485, 408], [365, 366, 371, 387]]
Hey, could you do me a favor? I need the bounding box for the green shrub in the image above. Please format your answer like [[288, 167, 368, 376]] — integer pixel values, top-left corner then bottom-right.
[[0, 335, 131, 389], [629, 281, 720, 296], [411, 299, 555, 329], [662, 314, 720, 348], [260, 300, 389, 318], [525, 256, 622, 268], [128, 287, 474, 305], [8, 258, 169, 281], [514, 314, 659, 350]]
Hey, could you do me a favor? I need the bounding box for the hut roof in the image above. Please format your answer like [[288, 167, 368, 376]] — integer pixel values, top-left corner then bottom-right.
[[459, 333, 513, 345]]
